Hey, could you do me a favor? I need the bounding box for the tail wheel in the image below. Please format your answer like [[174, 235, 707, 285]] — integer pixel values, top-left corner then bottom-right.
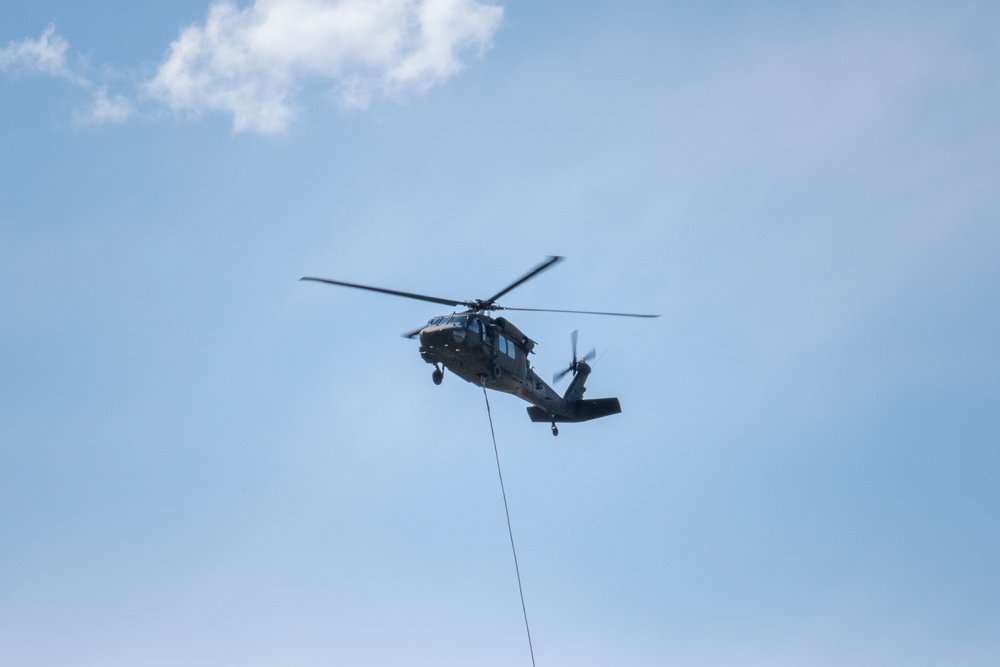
[[432, 367, 444, 385]]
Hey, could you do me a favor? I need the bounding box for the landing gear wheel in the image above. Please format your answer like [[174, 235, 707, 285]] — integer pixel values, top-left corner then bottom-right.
[[432, 367, 444, 385], [551, 424, 559, 436]]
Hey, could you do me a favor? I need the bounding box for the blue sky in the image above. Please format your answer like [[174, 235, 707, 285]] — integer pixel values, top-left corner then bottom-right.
[[2, 1, 999, 665]]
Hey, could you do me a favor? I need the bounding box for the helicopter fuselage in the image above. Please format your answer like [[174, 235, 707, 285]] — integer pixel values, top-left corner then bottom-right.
[[416, 312, 620, 428]]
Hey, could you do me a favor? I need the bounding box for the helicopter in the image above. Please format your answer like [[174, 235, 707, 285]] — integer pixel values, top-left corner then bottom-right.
[[301, 256, 658, 435]]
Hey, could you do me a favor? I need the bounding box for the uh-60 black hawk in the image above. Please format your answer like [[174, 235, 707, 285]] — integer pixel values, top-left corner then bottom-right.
[[301, 256, 658, 435]]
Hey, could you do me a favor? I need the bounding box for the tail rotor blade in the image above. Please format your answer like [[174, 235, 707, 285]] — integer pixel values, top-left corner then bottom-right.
[[554, 329, 585, 384]]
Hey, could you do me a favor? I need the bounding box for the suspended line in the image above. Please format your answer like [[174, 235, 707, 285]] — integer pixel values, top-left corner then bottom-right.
[[483, 388, 536, 667]]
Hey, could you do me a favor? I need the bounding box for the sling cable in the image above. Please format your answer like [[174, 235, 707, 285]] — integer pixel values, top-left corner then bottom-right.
[[483, 388, 536, 667]]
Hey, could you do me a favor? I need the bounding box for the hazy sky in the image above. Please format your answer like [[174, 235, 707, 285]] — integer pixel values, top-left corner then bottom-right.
[[2, 1, 999, 665]]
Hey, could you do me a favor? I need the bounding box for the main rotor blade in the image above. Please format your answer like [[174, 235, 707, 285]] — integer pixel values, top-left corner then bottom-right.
[[483, 256, 564, 305], [401, 325, 425, 339], [497, 306, 660, 318], [300, 276, 469, 308]]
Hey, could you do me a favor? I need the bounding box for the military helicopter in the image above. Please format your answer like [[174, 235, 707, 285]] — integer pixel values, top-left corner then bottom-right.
[[301, 256, 658, 435]]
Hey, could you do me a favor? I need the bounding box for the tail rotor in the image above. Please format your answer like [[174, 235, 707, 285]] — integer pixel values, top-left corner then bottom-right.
[[554, 330, 596, 383]]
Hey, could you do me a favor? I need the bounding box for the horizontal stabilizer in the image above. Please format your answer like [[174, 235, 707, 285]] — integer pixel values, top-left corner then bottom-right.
[[527, 397, 622, 424]]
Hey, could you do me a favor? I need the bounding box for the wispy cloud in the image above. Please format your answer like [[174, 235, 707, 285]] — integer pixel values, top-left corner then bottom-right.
[[75, 88, 135, 127], [1, 24, 132, 126], [145, 0, 504, 134], [0, 24, 85, 85]]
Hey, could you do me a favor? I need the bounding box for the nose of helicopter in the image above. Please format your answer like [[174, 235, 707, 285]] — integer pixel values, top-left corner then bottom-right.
[[419, 322, 466, 350]]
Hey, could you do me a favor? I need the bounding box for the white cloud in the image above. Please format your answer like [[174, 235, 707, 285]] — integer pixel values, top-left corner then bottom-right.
[[74, 88, 135, 126], [145, 0, 504, 134], [0, 24, 86, 85]]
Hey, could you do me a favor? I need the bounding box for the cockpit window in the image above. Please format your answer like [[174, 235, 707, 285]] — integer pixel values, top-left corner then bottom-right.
[[451, 315, 467, 327]]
